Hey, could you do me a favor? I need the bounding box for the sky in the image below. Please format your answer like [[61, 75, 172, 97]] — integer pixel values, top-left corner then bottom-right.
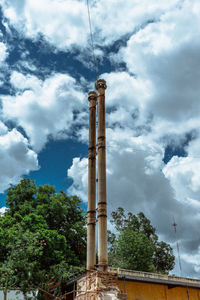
[[0, 0, 200, 278]]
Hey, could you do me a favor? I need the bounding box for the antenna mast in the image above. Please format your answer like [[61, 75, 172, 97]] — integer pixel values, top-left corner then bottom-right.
[[172, 218, 182, 276]]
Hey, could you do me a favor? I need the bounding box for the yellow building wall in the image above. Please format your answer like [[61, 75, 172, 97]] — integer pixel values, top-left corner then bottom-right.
[[118, 279, 200, 300]]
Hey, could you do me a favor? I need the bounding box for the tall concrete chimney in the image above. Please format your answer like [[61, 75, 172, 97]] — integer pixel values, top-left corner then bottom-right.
[[87, 91, 97, 271], [76, 82, 126, 299], [95, 79, 108, 271]]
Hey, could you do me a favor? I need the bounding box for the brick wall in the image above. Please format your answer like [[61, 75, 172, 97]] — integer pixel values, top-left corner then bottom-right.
[[75, 271, 126, 300]]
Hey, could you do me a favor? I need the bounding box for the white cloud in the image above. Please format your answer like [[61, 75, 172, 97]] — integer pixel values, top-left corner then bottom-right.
[[1, 0, 88, 50], [10, 70, 41, 90], [0, 42, 7, 62], [93, 0, 180, 45], [1, 71, 85, 151], [68, 127, 164, 205], [0, 0, 181, 51], [102, 0, 200, 276], [162, 154, 200, 270], [0, 127, 39, 193], [163, 156, 200, 201], [68, 127, 166, 214], [68, 128, 200, 277], [67, 157, 88, 202], [103, 72, 151, 110], [186, 136, 200, 158], [182, 251, 200, 276], [120, 0, 200, 125], [0, 121, 8, 135], [0, 206, 7, 215], [68, 128, 184, 250], [97, 68, 200, 149]]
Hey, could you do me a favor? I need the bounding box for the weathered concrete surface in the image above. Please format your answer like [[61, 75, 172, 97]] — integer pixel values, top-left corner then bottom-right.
[[95, 79, 108, 271], [87, 91, 97, 271], [75, 271, 126, 300]]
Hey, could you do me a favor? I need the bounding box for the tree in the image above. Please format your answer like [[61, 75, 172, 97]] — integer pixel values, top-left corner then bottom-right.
[[108, 207, 175, 274], [0, 179, 86, 298], [0, 227, 44, 299], [112, 229, 154, 271]]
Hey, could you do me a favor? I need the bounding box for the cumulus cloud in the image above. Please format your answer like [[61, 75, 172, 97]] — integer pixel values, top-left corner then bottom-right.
[[1, 0, 88, 50], [0, 42, 7, 62], [68, 127, 200, 277], [93, 0, 180, 45], [0, 0, 181, 51], [1, 71, 86, 151], [163, 156, 200, 202], [0, 126, 39, 193], [67, 157, 88, 203], [120, 0, 200, 126], [186, 135, 200, 158], [112, 3, 200, 277], [0, 121, 8, 135]]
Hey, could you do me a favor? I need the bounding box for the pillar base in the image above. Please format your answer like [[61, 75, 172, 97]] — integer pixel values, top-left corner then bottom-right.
[[75, 271, 126, 300]]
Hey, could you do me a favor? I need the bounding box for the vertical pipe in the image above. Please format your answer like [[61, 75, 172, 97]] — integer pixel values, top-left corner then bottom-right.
[[187, 286, 190, 300], [87, 91, 97, 271], [123, 277, 126, 295], [73, 282, 75, 300], [95, 79, 108, 271]]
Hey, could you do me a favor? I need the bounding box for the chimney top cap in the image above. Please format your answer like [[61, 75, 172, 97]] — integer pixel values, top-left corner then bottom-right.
[[88, 91, 97, 102], [95, 79, 107, 90]]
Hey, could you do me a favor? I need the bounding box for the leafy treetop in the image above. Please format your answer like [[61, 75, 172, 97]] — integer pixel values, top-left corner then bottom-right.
[[108, 207, 175, 274], [0, 178, 86, 299]]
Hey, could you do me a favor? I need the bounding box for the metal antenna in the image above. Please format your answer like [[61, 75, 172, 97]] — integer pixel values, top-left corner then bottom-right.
[[172, 217, 182, 276]]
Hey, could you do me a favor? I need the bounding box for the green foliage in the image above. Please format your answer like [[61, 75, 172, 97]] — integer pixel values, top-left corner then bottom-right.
[[112, 229, 154, 271], [2, 228, 44, 293], [0, 179, 86, 298], [153, 241, 175, 273], [109, 207, 175, 274]]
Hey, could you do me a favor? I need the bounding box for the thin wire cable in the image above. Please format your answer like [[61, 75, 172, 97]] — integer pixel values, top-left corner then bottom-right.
[[86, 0, 99, 80]]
